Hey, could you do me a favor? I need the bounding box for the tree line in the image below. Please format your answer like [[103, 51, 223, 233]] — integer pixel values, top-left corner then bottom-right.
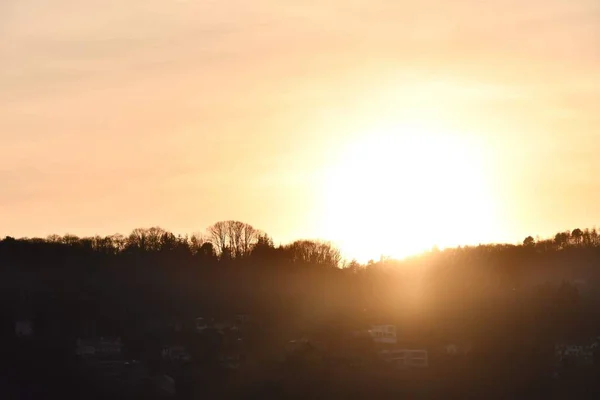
[[0, 220, 342, 269], [3, 223, 600, 398], [3, 222, 600, 343]]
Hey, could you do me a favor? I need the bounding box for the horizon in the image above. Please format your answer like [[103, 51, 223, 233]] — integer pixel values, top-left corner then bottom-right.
[[1, 222, 593, 263], [2, 0, 600, 262]]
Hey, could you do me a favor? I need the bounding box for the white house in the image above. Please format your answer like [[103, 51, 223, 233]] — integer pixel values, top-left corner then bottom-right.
[[369, 325, 397, 344], [555, 339, 600, 365], [195, 316, 238, 333], [195, 317, 208, 332], [444, 343, 473, 356], [380, 349, 429, 368], [235, 314, 251, 324], [76, 337, 123, 357]]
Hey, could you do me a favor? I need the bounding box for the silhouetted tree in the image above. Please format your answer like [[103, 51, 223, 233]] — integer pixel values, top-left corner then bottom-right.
[[2, 224, 600, 398], [198, 242, 216, 258], [207, 221, 229, 256], [284, 240, 342, 268], [554, 232, 569, 249], [207, 220, 260, 259], [126, 227, 167, 252], [189, 233, 206, 255], [251, 234, 277, 260], [571, 228, 583, 246]]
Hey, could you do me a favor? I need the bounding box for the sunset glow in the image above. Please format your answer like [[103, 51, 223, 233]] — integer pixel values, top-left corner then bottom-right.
[[5, 2, 600, 397], [2, 0, 600, 261], [320, 119, 498, 261]]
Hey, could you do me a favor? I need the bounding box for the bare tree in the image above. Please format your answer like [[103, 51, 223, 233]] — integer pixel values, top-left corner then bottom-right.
[[92, 234, 125, 255], [207, 220, 260, 258], [46, 234, 61, 243], [207, 221, 229, 256], [583, 229, 592, 247], [238, 222, 260, 258], [228, 221, 245, 258], [571, 228, 583, 246], [591, 228, 599, 246], [159, 232, 179, 252], [110, 234, 127, 253], [127, 227, 166, 252], [284, 240, 342, 268], [61, 234, 80, 246], [146, 227, 167, 251]]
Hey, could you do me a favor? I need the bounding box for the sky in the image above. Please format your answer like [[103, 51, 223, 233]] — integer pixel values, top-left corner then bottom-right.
[[1, 0, 600, 260]]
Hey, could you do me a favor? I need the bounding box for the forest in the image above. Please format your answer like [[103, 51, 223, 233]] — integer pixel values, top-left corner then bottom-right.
[[2, 221, 600, 399]]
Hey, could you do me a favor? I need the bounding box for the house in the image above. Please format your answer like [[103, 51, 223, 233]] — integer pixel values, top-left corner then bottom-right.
[[443, 343, 473, 356], [213, 315, 239, 332], [369, 325, 397, 344], [195, 316, 238, 334], [286, 338, 312, 353], [76, 337, 123, 358], [235, 314, 251, 325], [213, 320, 237, 332], [555, 338, 600, 367], [379, 348, 429, 368], [195, 317, 208, 332], [220, 353, 245, 370], [161, 345, 192, 362]]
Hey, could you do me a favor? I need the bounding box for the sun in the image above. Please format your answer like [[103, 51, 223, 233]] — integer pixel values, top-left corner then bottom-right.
[[318, 120, 497, 262]]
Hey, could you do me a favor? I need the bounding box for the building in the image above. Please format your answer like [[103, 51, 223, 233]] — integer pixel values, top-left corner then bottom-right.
[[195, 316, 238, 333], [555, 338, 600, 367], [443, 343, 473, 356], [161, 345, 192, 362], [369, 325, 397, 344], [195, 317, 206, 332], [220, 353, 245, 370], [235, 314, 251, 325], [379, 349, 429, 368], [76, 337, 123, 358]]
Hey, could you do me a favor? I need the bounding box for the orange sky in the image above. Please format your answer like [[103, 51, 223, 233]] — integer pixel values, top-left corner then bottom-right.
[[1, 0, 600, 260]]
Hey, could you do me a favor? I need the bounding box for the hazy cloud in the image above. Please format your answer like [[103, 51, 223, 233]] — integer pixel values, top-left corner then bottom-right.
[[1, 0, 600, 245]]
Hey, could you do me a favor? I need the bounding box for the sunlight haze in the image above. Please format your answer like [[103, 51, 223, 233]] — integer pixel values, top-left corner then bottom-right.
[[2, 0, 600, 261]]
